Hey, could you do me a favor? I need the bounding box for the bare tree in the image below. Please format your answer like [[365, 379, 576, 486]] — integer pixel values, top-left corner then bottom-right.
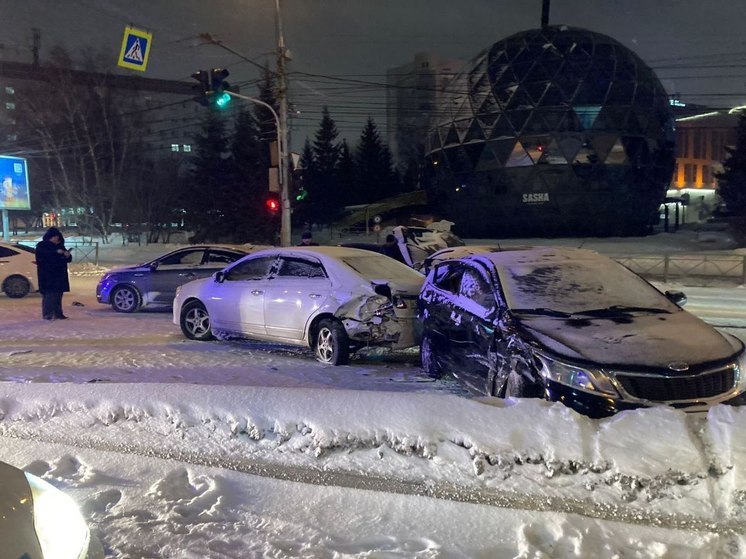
[[16, 47, 143, 243]]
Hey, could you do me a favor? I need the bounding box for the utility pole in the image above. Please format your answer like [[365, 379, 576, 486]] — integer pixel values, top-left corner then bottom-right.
[[275, 0, 292, 247]]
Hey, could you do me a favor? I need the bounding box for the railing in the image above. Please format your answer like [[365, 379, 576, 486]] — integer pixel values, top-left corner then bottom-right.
[[610, 253, 746, 286], [65, 241, 99, 265]]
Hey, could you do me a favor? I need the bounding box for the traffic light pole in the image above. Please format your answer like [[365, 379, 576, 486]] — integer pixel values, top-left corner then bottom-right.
[[224, 91, 287, 244], [275, 0, 291, 247]]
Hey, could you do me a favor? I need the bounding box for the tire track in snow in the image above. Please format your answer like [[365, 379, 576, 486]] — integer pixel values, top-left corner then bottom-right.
[[1, 429, 743, 538]]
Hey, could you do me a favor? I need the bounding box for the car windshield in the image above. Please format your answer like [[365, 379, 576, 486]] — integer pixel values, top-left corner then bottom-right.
[[342, 255, 424, 282], [499, 258, 677, 315]]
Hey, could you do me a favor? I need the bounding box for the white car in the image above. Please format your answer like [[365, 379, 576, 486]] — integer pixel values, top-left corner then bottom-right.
[[173, 246, 425, 365], [0, 241, 38, 298], [0, 459, 103, 558]]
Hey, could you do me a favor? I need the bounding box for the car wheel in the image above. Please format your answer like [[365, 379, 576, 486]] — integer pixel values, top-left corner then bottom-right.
[[180, 300, 214, 341], [111, 285, 141, 313], [420, 333, 442, 379], [3, 275, 30, 298], [315, 319, 350, 365]]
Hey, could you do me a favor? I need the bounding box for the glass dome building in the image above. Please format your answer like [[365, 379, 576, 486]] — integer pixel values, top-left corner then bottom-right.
[[424, 26, 675, 237]]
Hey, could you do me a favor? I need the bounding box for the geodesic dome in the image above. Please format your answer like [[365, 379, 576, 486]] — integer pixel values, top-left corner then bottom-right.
[[425, 25, 675, 237]]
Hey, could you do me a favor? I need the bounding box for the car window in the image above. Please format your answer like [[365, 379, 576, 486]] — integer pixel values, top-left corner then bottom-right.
[[342, 255, 424, 282], [0, 246, 18, 258], [276, 257, 327, 278], [206, 249, 244, 264], [432, 264, 463, 294], [226, 256, 274, 281], [458, 269, 495, 311], [159, 249, 204, 266]]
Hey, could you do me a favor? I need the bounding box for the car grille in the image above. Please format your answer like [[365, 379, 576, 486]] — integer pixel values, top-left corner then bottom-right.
[[615, 365, 736, 402]]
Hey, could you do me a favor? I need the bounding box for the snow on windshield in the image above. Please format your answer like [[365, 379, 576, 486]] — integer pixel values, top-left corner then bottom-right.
[[342, 255, 424, 282], [500, 259, 675, 313]]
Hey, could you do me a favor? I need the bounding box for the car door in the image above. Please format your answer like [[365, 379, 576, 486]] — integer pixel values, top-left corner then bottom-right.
[[263, 256, 331, 341], [208, 255, 275, 336], [454, 264, 500, 392], [421, 262, 467, 372], [147, 248, 206, 304]]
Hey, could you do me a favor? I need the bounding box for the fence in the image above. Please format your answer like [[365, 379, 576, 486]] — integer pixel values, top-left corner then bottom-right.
[[610, 253, 746, 286], [66, 241, 99, 265]]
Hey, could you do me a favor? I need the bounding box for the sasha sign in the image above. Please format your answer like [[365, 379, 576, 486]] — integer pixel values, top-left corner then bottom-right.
[[0, 155, 30, 210]]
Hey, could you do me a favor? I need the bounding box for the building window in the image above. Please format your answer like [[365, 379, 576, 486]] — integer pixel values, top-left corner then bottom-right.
[[5, 102, 15, 110], [684, 163, 695, 185], [702, 166, 712, 187], [6, 133, 16, 141], [182, 144, 192, 152], [171, 144, 180, 152], [5, 86, 14, 95]]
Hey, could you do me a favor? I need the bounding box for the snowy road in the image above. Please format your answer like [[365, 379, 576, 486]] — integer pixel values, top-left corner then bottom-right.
[[2, 270, 746, 557]]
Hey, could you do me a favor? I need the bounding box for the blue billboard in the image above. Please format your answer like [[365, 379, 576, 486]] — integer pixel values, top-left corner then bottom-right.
[[0, 155, 30, 210]]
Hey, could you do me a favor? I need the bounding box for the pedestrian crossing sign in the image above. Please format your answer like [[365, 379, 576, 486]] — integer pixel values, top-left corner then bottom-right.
[[118, 26, 152, 72]]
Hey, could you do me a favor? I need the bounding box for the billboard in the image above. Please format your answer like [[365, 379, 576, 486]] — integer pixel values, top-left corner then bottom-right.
[[0, 155, 30, 210]]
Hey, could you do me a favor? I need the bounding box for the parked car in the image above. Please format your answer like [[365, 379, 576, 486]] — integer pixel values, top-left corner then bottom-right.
[[0, 459, 103, 558], [96, 245, 251, 312], [0, 241, 37, 298], [173, 246, 425, 365], [418, 246, 746, 418]]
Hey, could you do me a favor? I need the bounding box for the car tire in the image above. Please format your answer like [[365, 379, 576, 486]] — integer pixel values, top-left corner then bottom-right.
[[111, 285, 142, 313], [180, 300, 214, 341], [314, 319, 350, 365], [420, 333, 442, 379], [3, 275, 30, 298]]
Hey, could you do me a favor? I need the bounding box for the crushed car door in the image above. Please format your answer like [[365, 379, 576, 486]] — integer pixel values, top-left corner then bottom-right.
[[264, 256, 331, 341], [456, 264, 501, 392]]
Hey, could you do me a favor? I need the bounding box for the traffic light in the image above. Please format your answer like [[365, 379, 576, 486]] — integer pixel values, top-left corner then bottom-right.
[[210, 68, 232, 108], [191, 68, 232, 109], [265, 196, 280, 213], [191, 70, 211, 107]]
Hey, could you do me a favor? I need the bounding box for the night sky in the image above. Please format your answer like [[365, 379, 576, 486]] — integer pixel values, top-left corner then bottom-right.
[[1, 0, 743, 145]]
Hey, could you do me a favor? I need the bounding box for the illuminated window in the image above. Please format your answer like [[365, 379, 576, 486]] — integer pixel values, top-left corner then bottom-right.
[[182, 144, 192, 152], [170, 144, 180, 152], [5, 102, 15, 110], [5, 86, 14, 95]]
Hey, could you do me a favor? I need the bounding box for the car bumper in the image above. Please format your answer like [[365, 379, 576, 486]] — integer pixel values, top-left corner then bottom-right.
[[544, 379, 746, 418]]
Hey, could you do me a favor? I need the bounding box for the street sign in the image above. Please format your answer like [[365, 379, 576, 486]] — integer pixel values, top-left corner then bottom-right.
[[118, 26, 152, 72]]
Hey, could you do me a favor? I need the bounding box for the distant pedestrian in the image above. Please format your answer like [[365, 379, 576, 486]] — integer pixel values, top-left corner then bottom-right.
[[381, 234, 406, 263], [35, 226, 72, 320], [297, 231, 319, 246]]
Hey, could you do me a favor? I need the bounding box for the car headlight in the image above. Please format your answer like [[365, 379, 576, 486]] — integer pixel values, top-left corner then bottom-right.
[[536, 353, 619, 396], [735, 351, 746, 393], [24, 472, 90, 559]]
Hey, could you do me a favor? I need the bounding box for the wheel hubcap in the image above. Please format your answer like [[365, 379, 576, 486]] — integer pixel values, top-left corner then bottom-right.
[[186, 308, 210, 336], [316, 328, 334, 362], [114, 289, 134, 310]]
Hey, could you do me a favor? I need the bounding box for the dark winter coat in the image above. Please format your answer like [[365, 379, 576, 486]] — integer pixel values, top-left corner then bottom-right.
[[35, 228, 72, 293]]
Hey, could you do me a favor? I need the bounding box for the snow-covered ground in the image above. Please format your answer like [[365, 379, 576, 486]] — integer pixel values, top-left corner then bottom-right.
[[2, 230, 746, 558]]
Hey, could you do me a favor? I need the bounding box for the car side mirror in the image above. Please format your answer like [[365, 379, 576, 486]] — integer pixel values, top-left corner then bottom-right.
[[214, 271, 226, 283], [665, 290, 687, 306]]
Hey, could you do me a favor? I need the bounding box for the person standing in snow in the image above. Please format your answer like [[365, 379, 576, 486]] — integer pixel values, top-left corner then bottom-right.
[[297, 231, 319, 246], [35, 226, 72, 320]]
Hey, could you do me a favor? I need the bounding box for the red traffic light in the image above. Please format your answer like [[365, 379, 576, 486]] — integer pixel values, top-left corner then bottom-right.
[[266, 197, 280, 213]]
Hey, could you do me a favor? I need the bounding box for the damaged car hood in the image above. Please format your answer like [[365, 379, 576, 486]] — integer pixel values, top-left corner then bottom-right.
[[516, 310, 742, 368]]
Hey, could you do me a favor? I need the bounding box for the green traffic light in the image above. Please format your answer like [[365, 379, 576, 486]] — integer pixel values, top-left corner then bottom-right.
[[215, 92, 231, 108]]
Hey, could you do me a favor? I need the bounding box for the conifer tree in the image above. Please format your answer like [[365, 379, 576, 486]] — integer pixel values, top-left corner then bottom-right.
[[717, 114, 746, 214], [354, 117, 400, 204]]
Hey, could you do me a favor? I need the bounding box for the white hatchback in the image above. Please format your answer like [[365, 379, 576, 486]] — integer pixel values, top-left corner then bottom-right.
[[0, 241, 38, 298], [173, 246, 425, 365]]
